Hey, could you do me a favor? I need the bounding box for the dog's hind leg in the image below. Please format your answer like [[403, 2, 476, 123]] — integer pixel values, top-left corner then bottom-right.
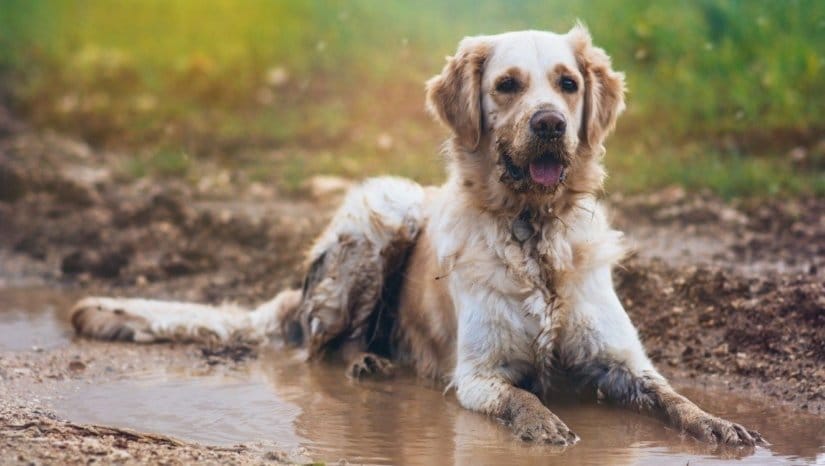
[[289, 177, 425, 360], [71, 289, 302, 344]]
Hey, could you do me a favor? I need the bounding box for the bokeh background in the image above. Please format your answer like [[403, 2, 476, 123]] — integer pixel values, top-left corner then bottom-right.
[[1, 0, 823, 197]]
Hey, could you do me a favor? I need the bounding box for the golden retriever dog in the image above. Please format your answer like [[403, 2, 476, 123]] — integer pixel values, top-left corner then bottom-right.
[[72, 25, 763, 447]]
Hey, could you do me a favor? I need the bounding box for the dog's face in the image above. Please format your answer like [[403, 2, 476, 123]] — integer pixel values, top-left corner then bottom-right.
[[427, 26, 625, 198]]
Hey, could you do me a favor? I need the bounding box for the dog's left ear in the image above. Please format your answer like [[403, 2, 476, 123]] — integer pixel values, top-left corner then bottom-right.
[[426, 36, 491, 151], [568, 23, 626, 151]]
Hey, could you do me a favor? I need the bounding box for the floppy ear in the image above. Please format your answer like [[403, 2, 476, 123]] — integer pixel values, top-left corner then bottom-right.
[[426, 36, 491, 151], [568, 23, 626, 151]]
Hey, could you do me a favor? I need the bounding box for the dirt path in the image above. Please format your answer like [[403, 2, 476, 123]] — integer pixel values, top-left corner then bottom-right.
[[1, 107, 823, 462]]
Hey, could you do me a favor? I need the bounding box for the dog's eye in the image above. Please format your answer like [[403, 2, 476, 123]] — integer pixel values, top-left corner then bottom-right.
[[495, 77, 521, 94], [560, 76, 578, 93]]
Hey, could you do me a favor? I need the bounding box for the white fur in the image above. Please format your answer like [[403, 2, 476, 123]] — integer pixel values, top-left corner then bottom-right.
[[309, 176, 425, 260], [72, 289, 300, 343]]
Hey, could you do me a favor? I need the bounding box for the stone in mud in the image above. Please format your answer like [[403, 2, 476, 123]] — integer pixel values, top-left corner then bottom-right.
[[68, 361, 86, 372], [42, 177, 100, 207]]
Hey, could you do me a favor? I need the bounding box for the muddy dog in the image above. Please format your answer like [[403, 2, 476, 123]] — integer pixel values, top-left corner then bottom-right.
[[72, 25, 763, 447]]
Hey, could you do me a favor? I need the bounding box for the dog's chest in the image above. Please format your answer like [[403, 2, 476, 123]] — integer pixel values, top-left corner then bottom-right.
[[456, 284, 542, 375], [456, 227, 560, 364]]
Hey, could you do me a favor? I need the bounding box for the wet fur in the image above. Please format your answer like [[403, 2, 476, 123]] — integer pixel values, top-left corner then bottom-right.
[[70, 25, 763, 448]]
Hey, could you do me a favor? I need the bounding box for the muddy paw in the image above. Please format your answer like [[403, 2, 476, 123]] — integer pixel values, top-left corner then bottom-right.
[[510, 410, 580, 446], [71, 297, 153, 342], [347, 353, 395, 379], [684, 414, 764, 446]]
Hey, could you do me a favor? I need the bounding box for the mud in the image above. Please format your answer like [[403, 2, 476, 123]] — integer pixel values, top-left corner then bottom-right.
[[612, 189, 825, 413], [1, 107, 824, 463]]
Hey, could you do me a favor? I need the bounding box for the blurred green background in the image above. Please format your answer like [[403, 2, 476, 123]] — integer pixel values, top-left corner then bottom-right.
[[1, 0, 823, 197]]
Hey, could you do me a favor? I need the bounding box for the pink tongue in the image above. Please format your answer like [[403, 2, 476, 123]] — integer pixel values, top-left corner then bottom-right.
[[529, 158, 562, 187]]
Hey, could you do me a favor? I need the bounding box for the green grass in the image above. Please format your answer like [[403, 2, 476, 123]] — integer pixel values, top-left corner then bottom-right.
[[607, 145, 825, 198], [122, 149, 193, 179], [1, 0, 823, 197]]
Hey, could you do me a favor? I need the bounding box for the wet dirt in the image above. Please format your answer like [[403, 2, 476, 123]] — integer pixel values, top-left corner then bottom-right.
[[1, 107, 824, 463], [612, 189, 825, 414]]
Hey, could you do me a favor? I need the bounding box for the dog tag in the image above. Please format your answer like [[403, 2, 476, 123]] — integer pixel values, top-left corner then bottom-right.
[[512, 215, 534, 242]]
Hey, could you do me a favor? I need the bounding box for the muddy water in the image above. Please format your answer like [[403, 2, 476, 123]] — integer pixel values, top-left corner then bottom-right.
[[53, 345, 824, 465], [0, 287, 76, 351], [2, 287, 823, 465]]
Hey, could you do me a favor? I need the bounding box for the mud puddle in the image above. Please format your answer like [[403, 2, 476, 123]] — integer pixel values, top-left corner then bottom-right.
[[0, 287, 77, 351], [54, 346, 825, 465]]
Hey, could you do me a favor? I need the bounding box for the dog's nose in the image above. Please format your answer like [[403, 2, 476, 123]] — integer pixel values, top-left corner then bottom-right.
[[529, 110, 566, 139]]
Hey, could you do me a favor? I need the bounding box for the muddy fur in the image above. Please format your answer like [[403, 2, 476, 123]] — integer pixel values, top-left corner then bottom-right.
[[296, 234, 385, 358], [499, 382, 580, 445]]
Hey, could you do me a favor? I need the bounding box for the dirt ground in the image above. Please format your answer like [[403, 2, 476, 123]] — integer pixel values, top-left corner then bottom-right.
[[1, 104, 823, 463]]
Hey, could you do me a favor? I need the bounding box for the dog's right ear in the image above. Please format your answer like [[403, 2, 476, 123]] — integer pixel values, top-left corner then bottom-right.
[[426, 37, 491, 152]]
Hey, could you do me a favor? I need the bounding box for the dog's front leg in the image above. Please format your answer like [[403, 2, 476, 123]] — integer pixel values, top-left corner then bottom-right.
[[635, 377, 763, 446], [583, 361, 763, 446], [567, 266, 763, 446], [454, 373, 579, 445], [451, 288, 578, 445]]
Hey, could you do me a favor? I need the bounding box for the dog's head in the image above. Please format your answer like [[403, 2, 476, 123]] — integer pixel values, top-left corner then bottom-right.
[[427, 25, 625, 204]]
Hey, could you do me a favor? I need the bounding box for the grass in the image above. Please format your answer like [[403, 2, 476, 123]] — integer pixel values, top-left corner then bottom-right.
[[123, 149, 193, 179], [1, 0, 823, 197], [608, 145, 825, 198]]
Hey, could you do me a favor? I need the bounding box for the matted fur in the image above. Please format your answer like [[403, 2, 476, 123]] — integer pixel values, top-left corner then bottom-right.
[[70, 25, 763, 447]]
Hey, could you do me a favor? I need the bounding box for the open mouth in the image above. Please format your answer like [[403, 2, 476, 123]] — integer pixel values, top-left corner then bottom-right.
[[503, 152, 566, 188]]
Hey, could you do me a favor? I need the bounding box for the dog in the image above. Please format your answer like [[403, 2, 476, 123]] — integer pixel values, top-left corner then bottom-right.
[[71, 24, 764, 447]]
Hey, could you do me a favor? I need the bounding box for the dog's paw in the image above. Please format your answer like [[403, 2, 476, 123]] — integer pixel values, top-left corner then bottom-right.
[[70, 297, 154, 342], [510, 409, 579, 446], [682, 414, 764, 446], [347, 352, 395, 379]]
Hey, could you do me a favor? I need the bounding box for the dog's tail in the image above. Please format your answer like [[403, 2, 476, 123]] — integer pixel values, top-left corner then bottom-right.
[[70, 289, 302, 344]]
